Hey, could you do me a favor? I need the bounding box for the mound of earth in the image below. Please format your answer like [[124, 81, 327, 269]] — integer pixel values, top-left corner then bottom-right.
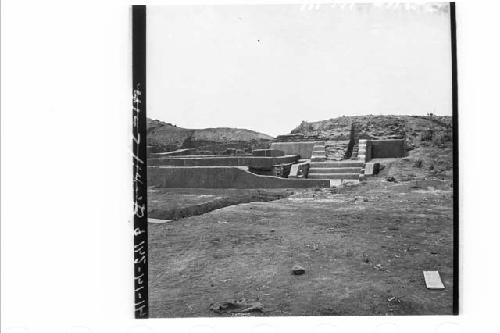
[[147, 118, 274, 153], [285, 115, 452, 150]]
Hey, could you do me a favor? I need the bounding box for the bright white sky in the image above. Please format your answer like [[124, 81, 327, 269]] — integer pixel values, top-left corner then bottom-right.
[[147, 3, 452, 137]]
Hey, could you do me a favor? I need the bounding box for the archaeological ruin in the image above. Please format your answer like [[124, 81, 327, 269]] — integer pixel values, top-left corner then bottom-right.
[[147, 119, 408, 189]]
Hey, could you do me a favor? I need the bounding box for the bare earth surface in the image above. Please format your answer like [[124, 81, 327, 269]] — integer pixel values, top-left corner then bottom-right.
[[148, 149, 454, 317], [148, 188, 294, 221]]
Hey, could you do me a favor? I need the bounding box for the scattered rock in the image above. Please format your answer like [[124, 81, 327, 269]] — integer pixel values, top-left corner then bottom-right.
[[387, 296, 400, 303], [386, 176, 396, 182], [292, 265, 305, 275]]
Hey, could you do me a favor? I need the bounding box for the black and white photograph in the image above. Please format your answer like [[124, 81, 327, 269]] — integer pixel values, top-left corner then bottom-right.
[[140, 3, 458, 317], [6, 0, 500, 331]]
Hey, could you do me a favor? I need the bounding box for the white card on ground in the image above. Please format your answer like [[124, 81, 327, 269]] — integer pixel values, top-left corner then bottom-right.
[[423, 270, 445, 289]]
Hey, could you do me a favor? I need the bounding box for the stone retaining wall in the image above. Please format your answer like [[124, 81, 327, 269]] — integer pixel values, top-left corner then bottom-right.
[[148, 166, 330, 189], [371, 139, 406, 158], [148, 155, 299, 169], [252, 149, 285, 157], [269, 141, 321, 159]]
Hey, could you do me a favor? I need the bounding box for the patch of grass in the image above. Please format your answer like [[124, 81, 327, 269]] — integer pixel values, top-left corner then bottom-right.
[[414, 159, 424, 168]]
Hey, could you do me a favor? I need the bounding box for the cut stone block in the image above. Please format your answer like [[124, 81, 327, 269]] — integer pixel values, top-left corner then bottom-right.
[[329, 179, 342, 187], [364, 162, 380, 175], [365, 163, 373, 175]]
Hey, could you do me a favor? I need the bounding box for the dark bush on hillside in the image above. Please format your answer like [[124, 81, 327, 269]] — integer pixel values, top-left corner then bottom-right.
[[420, 129, 434, 141]]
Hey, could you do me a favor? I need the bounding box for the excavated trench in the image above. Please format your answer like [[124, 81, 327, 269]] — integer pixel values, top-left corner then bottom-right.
[[148, 188, 295, 221]]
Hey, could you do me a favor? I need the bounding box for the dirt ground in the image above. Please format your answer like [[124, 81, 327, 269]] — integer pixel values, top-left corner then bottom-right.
[[148, 148, 454, 317], [148, 188, 294, 221]]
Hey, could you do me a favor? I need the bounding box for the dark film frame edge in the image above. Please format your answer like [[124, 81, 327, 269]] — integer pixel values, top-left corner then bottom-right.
[[132, 5, 148, 319], [450, 1, 459, 316]]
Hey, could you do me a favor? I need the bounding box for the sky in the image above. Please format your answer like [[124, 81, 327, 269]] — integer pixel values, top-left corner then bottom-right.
[[147, 3, 452, 137]]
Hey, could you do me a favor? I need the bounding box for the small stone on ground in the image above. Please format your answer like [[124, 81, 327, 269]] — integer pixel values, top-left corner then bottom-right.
[[292, 265, 306, 275]]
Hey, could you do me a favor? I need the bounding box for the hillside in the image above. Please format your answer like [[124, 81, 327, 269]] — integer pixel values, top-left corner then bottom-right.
[[285, 115, 453, 150], [147, 118, 274, 153]]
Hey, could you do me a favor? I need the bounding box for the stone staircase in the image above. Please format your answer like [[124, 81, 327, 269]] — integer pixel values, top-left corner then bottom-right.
[[310, 142, 327, 162], [307, 161, 364, 180], [347, 121, 362, 160], [351, 143, 359, 159], [308, 142, 364, 181]]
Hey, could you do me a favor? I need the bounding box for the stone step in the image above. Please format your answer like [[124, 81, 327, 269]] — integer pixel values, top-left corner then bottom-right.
[[310, 161, 364, 168], [309, 167, 363, 173], [308, 173, 360, 180], [311, 156, 327, 162]]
